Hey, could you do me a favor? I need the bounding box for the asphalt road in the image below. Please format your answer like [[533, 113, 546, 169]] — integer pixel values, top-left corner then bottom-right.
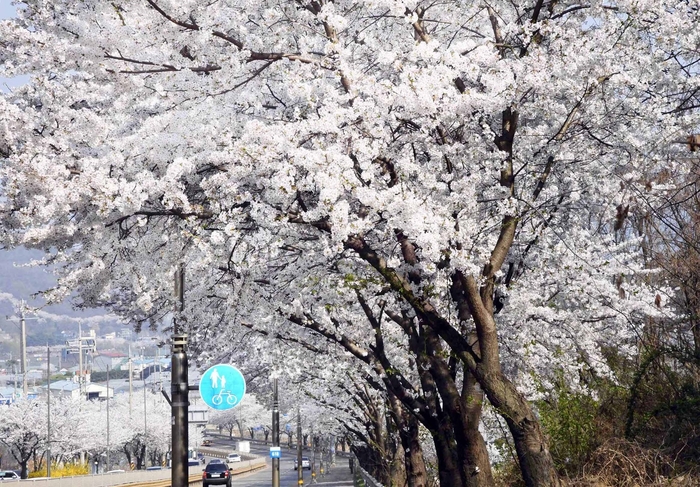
[[198, 434, 354, 487]]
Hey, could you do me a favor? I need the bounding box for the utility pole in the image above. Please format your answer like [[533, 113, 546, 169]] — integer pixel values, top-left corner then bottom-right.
[[144, 360, 148, 465], [128, 345, 133, 413], [297, 408, 303, 487], [272, 378, 280, 487], [78, 322, 84, 397], [20, 306, 27, 398], [7, 301, 37, 399], [46, 344, 51, 478], [311, 424, 316, 484], [171, 266, 189, 487], [11, 352, 17, 398]]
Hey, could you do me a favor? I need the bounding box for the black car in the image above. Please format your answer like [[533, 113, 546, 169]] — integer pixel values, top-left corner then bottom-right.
[[202, 462, 231, 487]]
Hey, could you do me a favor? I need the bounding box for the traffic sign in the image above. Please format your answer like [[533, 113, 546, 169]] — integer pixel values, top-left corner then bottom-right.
[[199, 364, 246, 410], [270, 446, 281, 459]]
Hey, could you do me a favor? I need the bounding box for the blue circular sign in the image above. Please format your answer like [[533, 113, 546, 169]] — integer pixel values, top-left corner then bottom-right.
[[199, 364, 246, 410]]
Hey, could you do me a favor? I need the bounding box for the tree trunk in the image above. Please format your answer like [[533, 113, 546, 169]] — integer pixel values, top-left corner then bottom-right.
[[389, 393, 428, 487], [480, 371, 562, 487], [424, 327, 494, 487], [431, 422, 463, 487], [136, 443, 146, 469], [462, 369, 493, 486], [411, 339, 463, 487], [383, 398, 407, 487], [460, 273, 562, 487]]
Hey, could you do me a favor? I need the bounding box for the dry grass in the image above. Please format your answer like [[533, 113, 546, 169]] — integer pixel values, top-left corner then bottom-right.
[[495, 439, 700, 487], [569, 438, 699, 486]]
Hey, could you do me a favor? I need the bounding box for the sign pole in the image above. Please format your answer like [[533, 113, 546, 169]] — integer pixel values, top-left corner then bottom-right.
[[171, 267, 188, 487]]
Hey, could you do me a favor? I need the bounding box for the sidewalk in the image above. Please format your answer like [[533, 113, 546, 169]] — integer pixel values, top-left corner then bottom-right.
[[308, 462, 354, 487]]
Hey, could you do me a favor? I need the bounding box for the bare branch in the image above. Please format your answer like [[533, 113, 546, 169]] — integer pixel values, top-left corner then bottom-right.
[[146, 0, 199, 31], [212, 30, 244, 49]]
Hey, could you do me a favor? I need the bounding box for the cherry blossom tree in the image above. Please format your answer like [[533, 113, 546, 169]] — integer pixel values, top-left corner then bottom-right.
[[3, 1, 700, 486], [108, 390, 170, 469], [0, 398, 46, 478]]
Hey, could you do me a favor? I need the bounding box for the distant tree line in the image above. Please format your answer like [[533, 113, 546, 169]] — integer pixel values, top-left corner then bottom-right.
[[90, 369, 129, 382]]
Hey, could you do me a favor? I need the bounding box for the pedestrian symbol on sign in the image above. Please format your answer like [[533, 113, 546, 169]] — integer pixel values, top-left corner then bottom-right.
[[210, 368, 220, 388], [199, 364, 246, 411]]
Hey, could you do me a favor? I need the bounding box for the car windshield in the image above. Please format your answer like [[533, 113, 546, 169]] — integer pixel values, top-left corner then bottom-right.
[[206, 464, 228, 472]]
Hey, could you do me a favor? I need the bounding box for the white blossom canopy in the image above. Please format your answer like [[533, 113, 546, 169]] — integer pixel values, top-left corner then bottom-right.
[[1, 0, 697, 407]]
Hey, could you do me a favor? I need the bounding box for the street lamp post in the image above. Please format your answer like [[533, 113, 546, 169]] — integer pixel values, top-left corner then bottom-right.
[[297, 408, 303, 487], [272, 378, 280, 487], [171, 266, 189, 487]]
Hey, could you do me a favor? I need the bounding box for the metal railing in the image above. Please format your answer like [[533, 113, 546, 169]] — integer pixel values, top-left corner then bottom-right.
[[350, 455, 384, 487], [14, 457, 266, 486]]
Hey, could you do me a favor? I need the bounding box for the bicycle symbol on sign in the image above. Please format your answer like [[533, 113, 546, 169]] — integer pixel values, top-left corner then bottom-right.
[[212, 390, 238, 406]]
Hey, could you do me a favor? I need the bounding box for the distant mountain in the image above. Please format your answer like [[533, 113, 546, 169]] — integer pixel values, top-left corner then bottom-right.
[[0, 248, 118, 340]]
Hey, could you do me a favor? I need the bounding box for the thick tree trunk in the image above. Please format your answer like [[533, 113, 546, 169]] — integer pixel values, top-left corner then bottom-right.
[[410, 326, 464, 487], [479, 371, 563, 487], [404, 416, 428, 487], [461, 273, 562, 487], [423, 327, 494, 487], [432, 422, 464, 487], [462, 370, 494, 487], [384, 403, 407, 487], [388, 393, 428, 487]]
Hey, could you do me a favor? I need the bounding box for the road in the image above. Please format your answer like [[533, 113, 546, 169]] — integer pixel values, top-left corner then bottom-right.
[[198, 434, 354, 487]]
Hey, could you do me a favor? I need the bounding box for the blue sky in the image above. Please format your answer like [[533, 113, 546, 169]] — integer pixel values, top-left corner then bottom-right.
[[1, 1, 28, 92], [0, 1, 21, 19], [0, 1, 109, 322]]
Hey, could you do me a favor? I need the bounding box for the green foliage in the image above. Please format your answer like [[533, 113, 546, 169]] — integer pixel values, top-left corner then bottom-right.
[[538, 387, 598, 475]]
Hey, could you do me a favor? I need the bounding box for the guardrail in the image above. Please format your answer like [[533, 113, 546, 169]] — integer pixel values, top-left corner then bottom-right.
[[350, 456, 383, 487], [13, 457, 266, 486]]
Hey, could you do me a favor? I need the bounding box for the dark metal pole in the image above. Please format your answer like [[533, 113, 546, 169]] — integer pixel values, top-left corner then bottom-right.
[[171, 334, 188, 487], [297, 408, 303, 487], [143, 363, 147, 464], [46, 344, 51, 478], [106, 365, 110, 471], [272, 378, 280, 487], [171, 267, 188, 487]]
